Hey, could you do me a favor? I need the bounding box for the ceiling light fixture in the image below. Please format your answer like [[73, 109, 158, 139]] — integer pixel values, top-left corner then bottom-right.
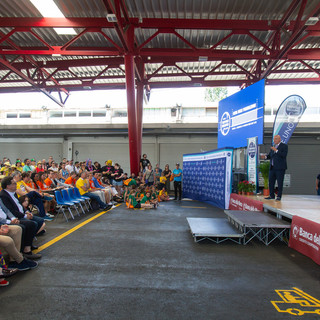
[[305, 17, 319, 26], [198, 56, 208, 62], [30, 0, 77, 35], [106, 14, 117, 23]]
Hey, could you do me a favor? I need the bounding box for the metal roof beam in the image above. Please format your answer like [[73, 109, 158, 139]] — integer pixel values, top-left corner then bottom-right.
[[1, 17, 320, 32], [0, 57, 65, 107], [261, 2, 320, 79]]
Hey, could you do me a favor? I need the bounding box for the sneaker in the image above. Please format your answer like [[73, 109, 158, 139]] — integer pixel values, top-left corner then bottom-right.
[[276, 197, 281, 201], [23, 251, 42, 260], [0, 279, 9, 287], [43, 215, 53, 221], [8, 259, 31, 271], [46, 213, 55, 218], [37, 229, 46, 236], [25, 259, 38, 269]]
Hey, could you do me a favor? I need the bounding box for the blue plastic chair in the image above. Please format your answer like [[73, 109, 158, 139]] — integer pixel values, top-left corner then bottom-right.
[[74, 187, 92, 210], [70, 188, 89, 212], [54, 190, 75, 221], [68, 188, 86, 214], [62, 189, 80, 217]]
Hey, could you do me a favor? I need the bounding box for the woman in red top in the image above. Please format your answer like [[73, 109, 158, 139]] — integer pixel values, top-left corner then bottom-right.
[[36, 161, 44, 173]]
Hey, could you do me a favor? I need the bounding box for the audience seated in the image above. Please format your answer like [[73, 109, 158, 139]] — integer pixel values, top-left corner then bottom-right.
[[0, 223, 38, 272], [76, 171, 108, 210], [0, 178, 42, 260], [12, 171, 53, 221]]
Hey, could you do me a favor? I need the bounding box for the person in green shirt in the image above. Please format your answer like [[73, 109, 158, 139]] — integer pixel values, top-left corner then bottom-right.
[[127, 189, 154, 209], [141, 191, 158, 208]]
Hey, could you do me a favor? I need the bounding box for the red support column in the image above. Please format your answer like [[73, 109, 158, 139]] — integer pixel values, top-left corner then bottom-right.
[[136, 81, 144, 162], [124, 53, 140, 175]]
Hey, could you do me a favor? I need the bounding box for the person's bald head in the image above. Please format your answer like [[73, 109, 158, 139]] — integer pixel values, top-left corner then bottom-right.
[[273, 135, 281, 145]]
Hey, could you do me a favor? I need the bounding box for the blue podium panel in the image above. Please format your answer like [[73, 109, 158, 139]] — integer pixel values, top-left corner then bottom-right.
[[183, 148, 233, 209]]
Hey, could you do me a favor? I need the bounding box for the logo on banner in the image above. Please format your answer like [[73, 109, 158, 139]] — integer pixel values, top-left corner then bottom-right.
[[220, 112, 231, 136], [248, 141, 256, 159], [292, 225, 299, 239], [285, 99, 304, 117]]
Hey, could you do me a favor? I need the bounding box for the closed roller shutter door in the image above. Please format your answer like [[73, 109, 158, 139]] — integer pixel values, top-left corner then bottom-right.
[[286, 144, 320, 195]]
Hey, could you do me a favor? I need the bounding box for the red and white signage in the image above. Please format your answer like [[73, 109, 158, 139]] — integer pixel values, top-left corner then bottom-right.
[[289, 216, 320, 265], [228, 193, 263, 211]]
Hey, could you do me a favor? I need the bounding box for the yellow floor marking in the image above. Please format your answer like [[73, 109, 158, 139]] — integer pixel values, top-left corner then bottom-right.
[[181, 206, 207, 209], [34, 204, 121, 254], [271, 287, 320, 316]]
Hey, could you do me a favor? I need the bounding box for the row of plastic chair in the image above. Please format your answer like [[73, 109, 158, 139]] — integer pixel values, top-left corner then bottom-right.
[[55, 188, 92, 222]]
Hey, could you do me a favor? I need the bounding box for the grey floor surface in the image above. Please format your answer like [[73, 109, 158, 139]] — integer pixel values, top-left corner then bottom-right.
[[1, 200, 320, 320]]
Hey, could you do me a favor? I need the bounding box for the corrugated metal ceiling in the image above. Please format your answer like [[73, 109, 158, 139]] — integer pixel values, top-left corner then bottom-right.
[[0, 0, 319, 92]]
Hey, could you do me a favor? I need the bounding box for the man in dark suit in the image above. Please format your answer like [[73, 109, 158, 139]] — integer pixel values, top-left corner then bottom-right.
[[265, 135, 288, 201], [0, 176, 41, 259]]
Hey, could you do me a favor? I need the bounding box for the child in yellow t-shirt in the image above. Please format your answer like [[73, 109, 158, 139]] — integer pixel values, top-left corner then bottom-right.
[[159, 187, 169, 201], [159, 172, 166, 188]]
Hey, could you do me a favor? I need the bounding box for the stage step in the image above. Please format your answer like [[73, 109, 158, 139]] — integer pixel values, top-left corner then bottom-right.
[[187, 217, 245, 243]]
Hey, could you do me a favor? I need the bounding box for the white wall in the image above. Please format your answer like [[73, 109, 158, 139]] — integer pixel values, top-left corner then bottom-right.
[[0, 135, 217, 174], [1, 134, 318, 195]]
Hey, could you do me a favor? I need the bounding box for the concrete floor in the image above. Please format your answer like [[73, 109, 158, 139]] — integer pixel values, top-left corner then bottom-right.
[[1, 200, 320, 320]]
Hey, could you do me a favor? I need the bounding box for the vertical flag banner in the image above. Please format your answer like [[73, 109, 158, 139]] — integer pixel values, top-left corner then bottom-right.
[[183, 148, 233, 209], [272, 95, 307, 144], [247, 136, 258, 192]]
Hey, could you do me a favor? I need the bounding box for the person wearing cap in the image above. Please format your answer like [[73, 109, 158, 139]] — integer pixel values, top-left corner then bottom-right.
[[0, 162, 11, 177], [30, 159, 36, 172], [15, 161, 23, 173], [101, 160, 114, 183], [35, 161, 44, 173], [172, 163, 183, 200]]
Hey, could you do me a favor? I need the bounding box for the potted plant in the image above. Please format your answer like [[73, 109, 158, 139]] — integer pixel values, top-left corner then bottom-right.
[[247, 182, 255, 195], [237, 181, 244, 195], [259, 161, 270, 196]]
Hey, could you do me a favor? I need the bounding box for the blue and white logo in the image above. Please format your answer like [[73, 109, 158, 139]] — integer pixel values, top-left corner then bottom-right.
[[220, 112, 231, 136], [248, 141, 256, 159], [285, 99, 303, 116]]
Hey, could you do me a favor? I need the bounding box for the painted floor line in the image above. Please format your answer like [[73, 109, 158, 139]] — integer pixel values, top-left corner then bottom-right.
[[34, 204, 121, 253]]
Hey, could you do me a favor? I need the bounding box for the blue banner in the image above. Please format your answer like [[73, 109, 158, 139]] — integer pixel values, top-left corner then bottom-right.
[[183, 148, 233, 209], [273, 95, 307, 144], [218, 79, 265, 149]]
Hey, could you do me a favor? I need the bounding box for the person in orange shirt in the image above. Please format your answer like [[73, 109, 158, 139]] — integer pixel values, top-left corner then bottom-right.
[[64, 172, 78, 187]]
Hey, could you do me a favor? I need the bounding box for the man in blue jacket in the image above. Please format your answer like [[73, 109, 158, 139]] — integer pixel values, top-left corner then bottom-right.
[[265, 135, 288, 201]]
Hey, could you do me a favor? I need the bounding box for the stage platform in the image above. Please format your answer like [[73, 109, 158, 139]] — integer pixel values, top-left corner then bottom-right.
[[233, 194, 320, 224], [224, 210, 291, 245], [186, 218, 245, 244]]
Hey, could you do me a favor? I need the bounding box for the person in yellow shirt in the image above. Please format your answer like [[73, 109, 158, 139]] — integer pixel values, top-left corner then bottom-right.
[[0, 162, 11, 176], [159, 186, 170, 201], [12, 171, 52, 221], [15, 161, 23, 173], [76, 171, 108, 209], [159, 172, 167, 190]]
